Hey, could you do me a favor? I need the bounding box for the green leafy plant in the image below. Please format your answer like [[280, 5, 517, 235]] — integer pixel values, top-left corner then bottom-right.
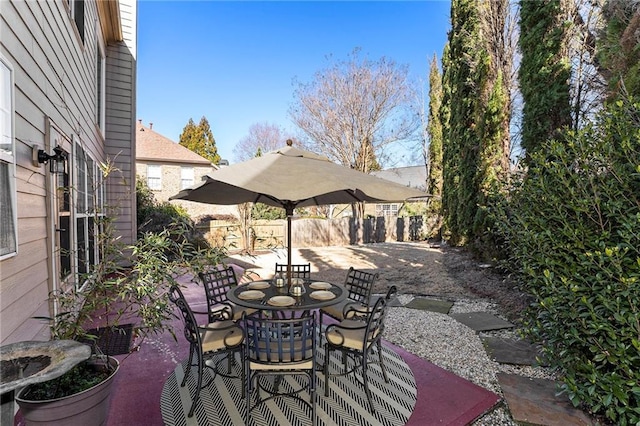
[[19, 358, 113, 401], [26, 165, 226, 401], [491, 97, 640, 424]]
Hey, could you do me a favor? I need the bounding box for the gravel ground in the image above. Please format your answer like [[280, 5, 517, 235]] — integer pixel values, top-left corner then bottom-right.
[[228, 241, 555, 425]]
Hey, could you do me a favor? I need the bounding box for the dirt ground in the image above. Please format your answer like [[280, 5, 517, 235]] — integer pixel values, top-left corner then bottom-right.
[[228, 241, 530, 322]]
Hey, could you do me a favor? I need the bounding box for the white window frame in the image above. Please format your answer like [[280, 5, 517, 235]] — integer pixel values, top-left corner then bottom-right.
[[74, 143, 105, 289], [181, 166, 194, 189], [147, 164, 162, 190], [376, 203, 399, 218], [0, 55, 17, 260], [96, 27, 106, 137], [66, 0, 85, 44]]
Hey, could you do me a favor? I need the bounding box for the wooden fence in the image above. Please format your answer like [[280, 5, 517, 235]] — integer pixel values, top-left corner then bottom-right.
[[197, 215, 430, 251]]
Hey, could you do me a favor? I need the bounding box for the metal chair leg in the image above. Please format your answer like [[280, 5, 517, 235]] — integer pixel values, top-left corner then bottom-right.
[[362, 352, 374, 413], [324, 345, 331, 397], [181, 344, 195, 387], [188, 351, 204, 417], [377, 340, 389, 383]]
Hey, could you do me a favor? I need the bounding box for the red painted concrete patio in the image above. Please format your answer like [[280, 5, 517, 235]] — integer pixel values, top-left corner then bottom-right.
[[15, 272, 500, 426]]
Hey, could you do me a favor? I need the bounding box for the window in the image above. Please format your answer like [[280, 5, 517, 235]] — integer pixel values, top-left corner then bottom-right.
[[147, 165, 162, 190], [375, 203, 399, 217], [72, 0, 85, 43], [96, 32, 106, 135], [0, 56, 16, 259], [181, 167, 194, 189], [75, 145, 104, 282]]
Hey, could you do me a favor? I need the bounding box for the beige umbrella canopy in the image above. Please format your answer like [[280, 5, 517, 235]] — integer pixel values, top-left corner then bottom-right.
[[170, 143, 428, 278]]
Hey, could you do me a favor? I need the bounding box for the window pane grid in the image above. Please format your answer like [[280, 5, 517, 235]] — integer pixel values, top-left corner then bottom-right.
[[147, 165, 162, 190], [0, 58, 16, 258]]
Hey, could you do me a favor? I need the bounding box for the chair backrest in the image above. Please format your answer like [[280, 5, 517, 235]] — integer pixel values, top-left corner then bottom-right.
[[363, 296, 388, 347], [344, 267, 379, 305], [243, 312, 316, 365], [199, 266, 238, 307], [169, 286, 200, 346], [275, 263, 311, 279]]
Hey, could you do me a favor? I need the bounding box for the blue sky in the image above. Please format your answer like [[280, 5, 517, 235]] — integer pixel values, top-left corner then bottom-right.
[[137, 1, 451, 166]]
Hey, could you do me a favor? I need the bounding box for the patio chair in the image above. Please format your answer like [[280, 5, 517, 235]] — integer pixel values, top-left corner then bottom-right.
[[169, 285, 245, 418], [275, 262, 312, 280], [323, 287, 396, 413], [199, 266, 258, 321], [242, 312, 317, 425], [319, 267, 379, 326]]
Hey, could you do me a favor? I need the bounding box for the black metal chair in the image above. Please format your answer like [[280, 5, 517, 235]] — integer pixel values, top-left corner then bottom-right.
[[319, 267, 379, 325], [198, 266, 258, 321], [323, 286, 396, 412], [242, 311, 317, 425], [275, 262, 312, 280], [169, 285, 245, 417]]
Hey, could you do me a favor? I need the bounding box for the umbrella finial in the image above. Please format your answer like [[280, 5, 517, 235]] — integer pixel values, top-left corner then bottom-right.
[[286, 139, 293, 146]]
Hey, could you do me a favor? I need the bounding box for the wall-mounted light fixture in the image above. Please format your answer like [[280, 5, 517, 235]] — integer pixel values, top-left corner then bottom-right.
[[33, 145, 68, 174]]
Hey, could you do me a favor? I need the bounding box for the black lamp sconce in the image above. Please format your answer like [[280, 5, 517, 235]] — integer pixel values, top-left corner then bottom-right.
[[32, 145, 68, 173]]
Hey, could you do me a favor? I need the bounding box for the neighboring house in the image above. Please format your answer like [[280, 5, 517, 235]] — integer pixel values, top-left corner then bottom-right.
[[369, 166, 427, 217], [135, 121, 238, 218], [0, 0, 137, 345]]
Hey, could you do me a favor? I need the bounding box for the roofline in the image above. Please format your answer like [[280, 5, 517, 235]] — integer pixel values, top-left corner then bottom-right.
[[136, 158, 214, 166]]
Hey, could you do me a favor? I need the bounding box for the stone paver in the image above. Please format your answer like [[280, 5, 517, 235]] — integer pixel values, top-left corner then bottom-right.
[[497, 373, 595, 426], [449, 311, 514, 332], [482, 337, 547, 366], [405, 298, 453, 314]]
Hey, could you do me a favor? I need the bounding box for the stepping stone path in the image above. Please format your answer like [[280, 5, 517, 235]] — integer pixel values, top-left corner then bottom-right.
[[482, 337, 547, 366], [449, 311, 515, 332], [404, 297, 454, 314], [442, 305, 596, 425], [497, 373, 594, 426]]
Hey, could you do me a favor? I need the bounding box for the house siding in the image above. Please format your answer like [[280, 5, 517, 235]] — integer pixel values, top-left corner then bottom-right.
[[0, 0, 136, 345], [105, 0, 136, 245], [136, 160, 239, 218]]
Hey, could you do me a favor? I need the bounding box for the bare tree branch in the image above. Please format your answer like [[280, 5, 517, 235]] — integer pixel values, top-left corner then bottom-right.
[[289, 49, 420, 171]]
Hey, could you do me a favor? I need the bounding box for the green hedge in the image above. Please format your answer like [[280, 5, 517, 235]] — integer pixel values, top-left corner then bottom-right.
[[492, 98, 640, 424]]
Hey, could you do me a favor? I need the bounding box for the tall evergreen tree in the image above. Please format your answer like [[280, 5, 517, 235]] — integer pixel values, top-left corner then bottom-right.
[[442, 0, 483, 245], [441, 0, 514, 248], [518, 0, 572, 160], [427, 54, 443, 215], [179, 116, 221, 164], [597, 0, 640, 98]]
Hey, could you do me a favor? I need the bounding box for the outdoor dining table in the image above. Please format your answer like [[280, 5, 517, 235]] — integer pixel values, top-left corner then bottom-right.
[[227, 279, 347, 315]]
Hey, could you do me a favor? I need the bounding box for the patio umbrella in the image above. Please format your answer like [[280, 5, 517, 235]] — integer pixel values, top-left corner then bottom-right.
[[170, 143, 428, 281]]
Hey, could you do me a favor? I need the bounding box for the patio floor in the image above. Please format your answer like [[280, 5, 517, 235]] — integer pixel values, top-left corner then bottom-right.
[[13, 271, 500, 426]]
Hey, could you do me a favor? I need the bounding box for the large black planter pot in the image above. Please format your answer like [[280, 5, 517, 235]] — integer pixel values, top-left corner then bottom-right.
[[15, 356, 119, 426]]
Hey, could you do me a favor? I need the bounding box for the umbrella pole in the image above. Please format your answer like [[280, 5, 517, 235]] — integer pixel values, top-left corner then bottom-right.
[[285, 203, 295, 286], [287, 215, 292, 285]]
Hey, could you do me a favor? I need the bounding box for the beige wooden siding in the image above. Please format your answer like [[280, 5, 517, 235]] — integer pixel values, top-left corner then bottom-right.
[[105, 0, 136, 245], [0, 0, 136, 345]]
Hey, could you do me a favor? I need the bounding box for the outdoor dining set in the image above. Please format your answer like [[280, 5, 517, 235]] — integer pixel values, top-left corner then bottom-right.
[[169, 263, 397, 424]]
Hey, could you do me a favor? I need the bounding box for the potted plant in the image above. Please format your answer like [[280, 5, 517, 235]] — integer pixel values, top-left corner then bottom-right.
[[15, 162, 225, 425]]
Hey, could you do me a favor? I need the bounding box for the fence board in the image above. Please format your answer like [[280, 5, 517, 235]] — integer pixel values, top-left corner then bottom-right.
[[199, 216, 428, 251]]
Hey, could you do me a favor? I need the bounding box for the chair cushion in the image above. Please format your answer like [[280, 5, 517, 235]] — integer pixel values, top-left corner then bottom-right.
[[200, 321, 244, 352], [322, 300, 363, 320], [230, 303, 258, 321], [326, 320, 369, 351], [249, 359, 314, 371]]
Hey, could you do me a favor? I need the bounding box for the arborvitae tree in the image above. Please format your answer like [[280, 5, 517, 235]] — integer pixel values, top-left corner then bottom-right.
[[179, 116, 221, 165], [597, 0, 640, 98], [427, 54, 443, 216], [442, 0, 483, 245], [518, 0, 572, 160]]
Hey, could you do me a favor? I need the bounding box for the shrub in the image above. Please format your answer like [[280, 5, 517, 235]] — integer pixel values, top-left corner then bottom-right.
[[491, 98, 640, 424], [135, 177, 211, 250]]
